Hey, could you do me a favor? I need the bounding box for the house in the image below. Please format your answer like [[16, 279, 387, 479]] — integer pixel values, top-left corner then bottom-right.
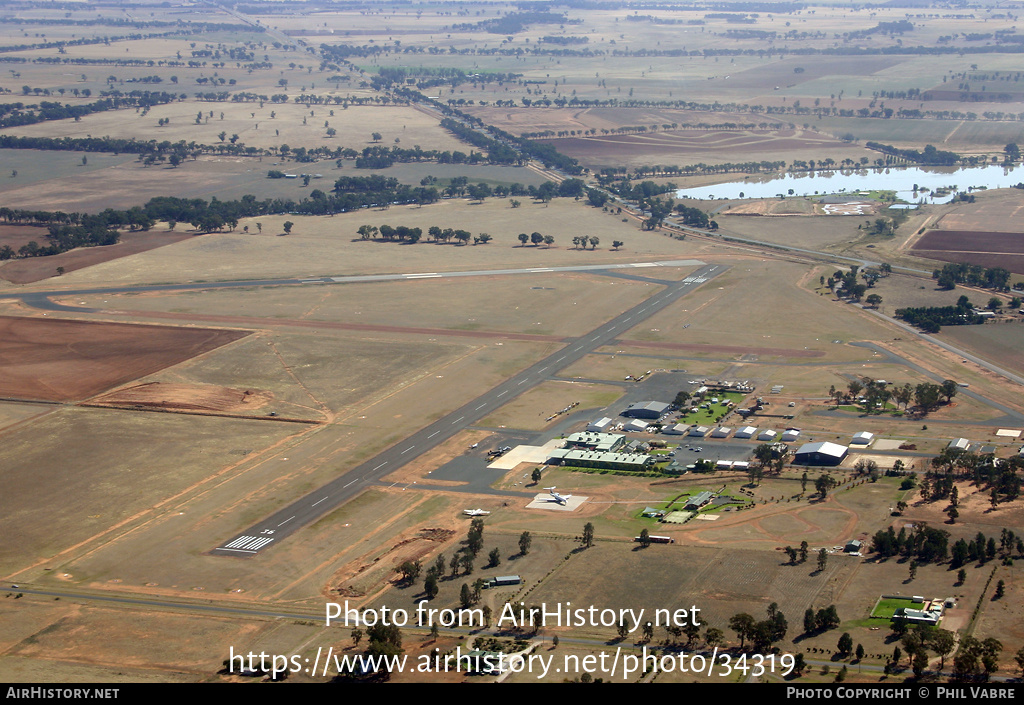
[[793, 441, 849, 466]]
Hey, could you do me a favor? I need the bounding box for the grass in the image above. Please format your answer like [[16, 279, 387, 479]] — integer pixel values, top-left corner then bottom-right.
[[870, 596, 916, 619]]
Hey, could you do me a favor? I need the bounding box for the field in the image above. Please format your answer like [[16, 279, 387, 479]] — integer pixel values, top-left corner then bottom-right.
[[0, 316, 247, 401], [4, 0, 1024, 687], [917, 231, 1024, 274], [549, 128, 876, 172]]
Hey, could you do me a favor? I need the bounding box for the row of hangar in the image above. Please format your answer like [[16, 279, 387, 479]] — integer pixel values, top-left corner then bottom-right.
[[587, 415, 802, 443]]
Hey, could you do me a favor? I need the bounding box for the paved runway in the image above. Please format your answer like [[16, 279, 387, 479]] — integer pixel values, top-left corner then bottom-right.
[[212, 263, 727, 556]]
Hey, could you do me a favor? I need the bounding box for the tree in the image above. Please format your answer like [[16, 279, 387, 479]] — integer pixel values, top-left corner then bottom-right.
[[460, 583, 473, 609], [395, 560, 421, 585], [815, 473, 837, 497], [351, 628, 363, 646], [531, 468, 542, 484], [817, 548, 828, 572], [423, 573, 439, 600], [729, 613, 755, 648], [488, 547, 501, 568], [612, 240, 624, 250], [865, 293, 883, 308], [519, 531, 532, 555], [856, 643, 865, 661], [518, 233, 528, 247], [931, 629, 957, 670], [371, 132, 382, 143], [588, 236, 599, 250], [582, 522, 595, 548], [639, 528, 651, 548], [282, 221, 293, 234], [994, 579, 1005, 599], [530, 231, 544, 246]]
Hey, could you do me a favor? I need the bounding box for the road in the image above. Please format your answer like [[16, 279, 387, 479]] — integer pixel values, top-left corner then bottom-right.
[[213, 263, 727, 555]]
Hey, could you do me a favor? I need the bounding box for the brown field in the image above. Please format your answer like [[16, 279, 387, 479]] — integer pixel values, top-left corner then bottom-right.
[[914, 229, 1024, 254], [0, 316, 248, 402], [0, 231, 190, 284], [912, 228, 1024, 274], [549, 128, 875, 171]]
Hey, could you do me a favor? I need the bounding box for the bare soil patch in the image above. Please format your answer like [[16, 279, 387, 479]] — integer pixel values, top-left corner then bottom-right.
[[90, 381, 271, 414], [0, 316, 248, 402], [0, 231, 190, 284], [723, 199, 816, 216]]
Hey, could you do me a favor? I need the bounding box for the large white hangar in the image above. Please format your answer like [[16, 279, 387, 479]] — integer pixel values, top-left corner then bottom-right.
[[793, 441, 849, 466]]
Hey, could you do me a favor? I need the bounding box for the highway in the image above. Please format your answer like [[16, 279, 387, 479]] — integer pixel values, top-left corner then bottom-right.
[[213, 263, 727, 555]]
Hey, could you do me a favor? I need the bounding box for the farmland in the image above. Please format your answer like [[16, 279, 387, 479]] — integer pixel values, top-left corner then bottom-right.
[[2, 0, 1024, 688]]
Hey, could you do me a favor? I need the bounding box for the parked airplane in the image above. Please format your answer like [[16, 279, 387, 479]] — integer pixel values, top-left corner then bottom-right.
[[463, 508, 490, 516], [544, 487, 572, 505]]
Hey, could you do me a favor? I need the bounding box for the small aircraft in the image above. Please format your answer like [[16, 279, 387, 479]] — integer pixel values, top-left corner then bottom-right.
[[469, 443, 479, 449], [463, 508, 490, 516], [544, 487, 572, 505]]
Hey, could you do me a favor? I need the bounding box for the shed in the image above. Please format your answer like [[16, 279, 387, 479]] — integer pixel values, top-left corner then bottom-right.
[[711, 427, 732, 438], [663, 423, 690, 435], [948, 438, 971, 451], [734, 426, 759, 439], [757, 429, 778, 442], [688, 425, 710, 437], [623, 419, 650, 433], [587, 417, 613, 432], [851, 431, 874, 446], [781, 429, 800, 443]]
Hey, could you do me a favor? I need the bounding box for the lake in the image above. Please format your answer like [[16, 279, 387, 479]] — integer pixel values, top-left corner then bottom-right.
[[675, 164, 1024, 204]]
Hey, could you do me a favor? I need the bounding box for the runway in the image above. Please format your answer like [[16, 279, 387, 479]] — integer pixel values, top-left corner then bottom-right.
[[212, 263, 727, 556]]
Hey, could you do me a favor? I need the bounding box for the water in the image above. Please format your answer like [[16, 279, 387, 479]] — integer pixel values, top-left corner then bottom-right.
[[675, 164, 1023, 204]]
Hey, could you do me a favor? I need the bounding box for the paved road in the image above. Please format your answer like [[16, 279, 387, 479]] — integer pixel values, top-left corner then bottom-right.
[[213, 264, 727, 555]]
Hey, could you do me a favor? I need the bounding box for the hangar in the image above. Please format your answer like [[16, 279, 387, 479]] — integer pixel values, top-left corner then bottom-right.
[[622, 401, 670, 419], [793, 441, 849, 466]]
